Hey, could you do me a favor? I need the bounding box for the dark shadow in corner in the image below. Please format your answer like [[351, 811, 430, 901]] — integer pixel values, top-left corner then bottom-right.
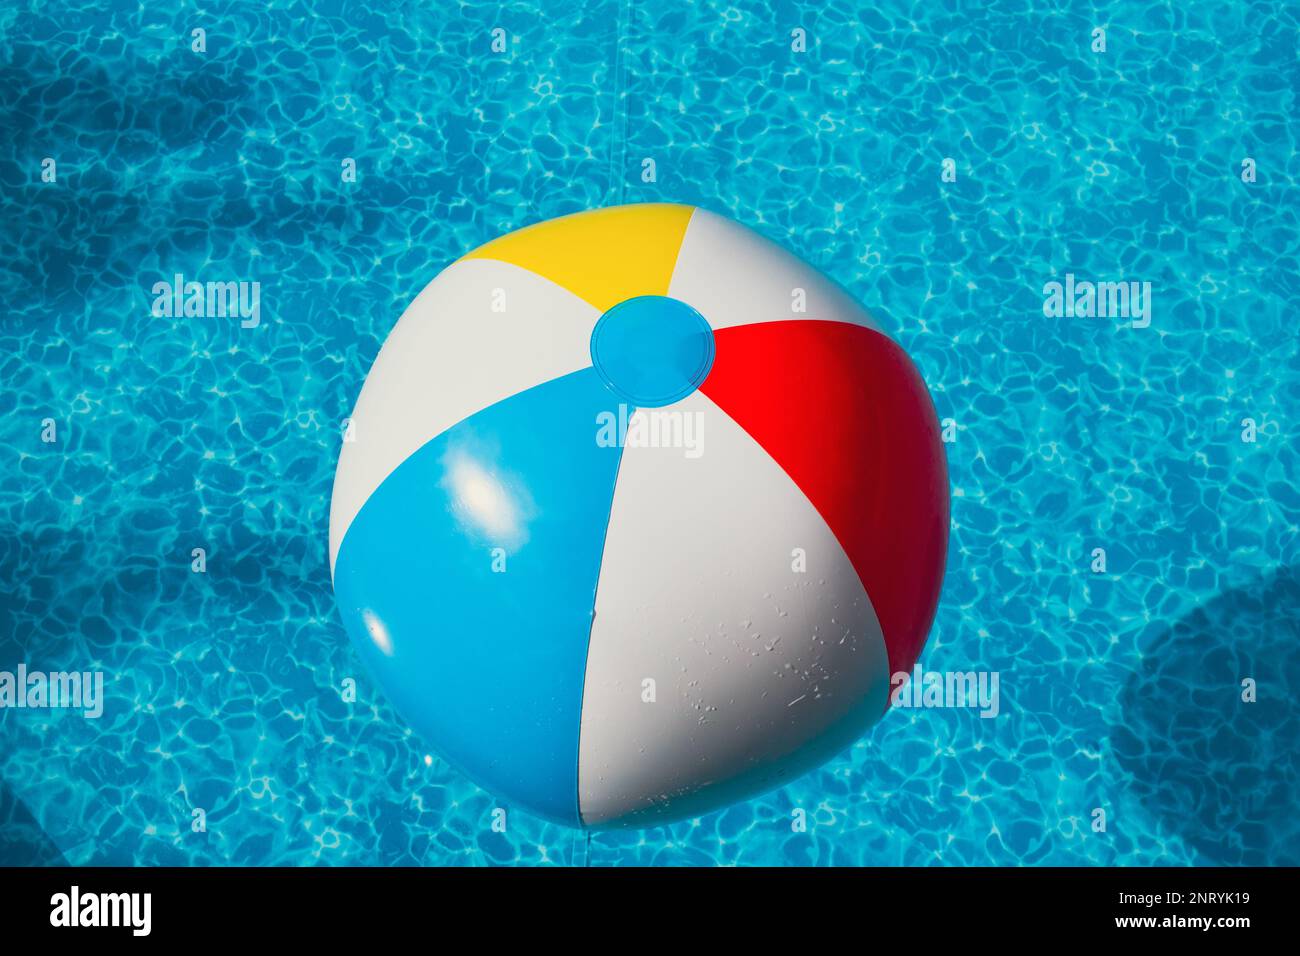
[[1114, 565, 1299, 865], [0, 781, 69, 866]]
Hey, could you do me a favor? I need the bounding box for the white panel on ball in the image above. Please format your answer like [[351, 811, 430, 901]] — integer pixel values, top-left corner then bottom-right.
[[577, 390, 892, 826], [668, 208, 882, 334]]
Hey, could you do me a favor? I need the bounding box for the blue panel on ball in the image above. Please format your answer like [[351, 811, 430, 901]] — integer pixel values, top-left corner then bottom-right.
[[332, 368, 625, 826]]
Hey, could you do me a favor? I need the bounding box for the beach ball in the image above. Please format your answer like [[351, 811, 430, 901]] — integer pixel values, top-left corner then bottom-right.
[[330, 204, 949, 828]]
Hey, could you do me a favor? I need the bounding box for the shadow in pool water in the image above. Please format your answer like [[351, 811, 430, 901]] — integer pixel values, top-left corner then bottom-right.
[[0, 781, 68, 866], [1114, 565, 1299, 865]]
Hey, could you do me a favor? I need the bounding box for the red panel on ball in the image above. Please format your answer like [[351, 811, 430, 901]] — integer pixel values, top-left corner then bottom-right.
[[699, 319, 949, 677]]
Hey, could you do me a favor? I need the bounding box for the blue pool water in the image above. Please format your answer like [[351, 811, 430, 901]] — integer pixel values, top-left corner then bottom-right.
[[1, 0, 1297, 866]]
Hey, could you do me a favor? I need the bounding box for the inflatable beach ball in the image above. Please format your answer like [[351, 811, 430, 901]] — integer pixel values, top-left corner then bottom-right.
[[330, 204, 949, 828]]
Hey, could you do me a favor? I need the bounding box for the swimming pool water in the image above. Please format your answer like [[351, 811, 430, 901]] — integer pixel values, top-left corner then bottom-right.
[[1, 0, 1297, 866]]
